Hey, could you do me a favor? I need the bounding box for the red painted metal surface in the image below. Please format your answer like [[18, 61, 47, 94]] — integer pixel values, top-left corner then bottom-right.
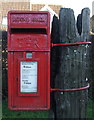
[[8, 11, 50, 110], [51, 42, 91, 47], [50, 84, 90, 92]]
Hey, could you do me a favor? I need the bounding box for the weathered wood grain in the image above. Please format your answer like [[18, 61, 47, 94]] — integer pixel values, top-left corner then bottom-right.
[[53, 8, 90, 119], [50, 15, 59, 119]]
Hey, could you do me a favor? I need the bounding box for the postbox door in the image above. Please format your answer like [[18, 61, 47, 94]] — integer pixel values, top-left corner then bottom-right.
[[8, 52, 50, 110]]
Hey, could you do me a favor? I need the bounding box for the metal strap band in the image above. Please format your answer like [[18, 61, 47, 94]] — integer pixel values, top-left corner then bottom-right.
[[50, 84, 90, 92], [51, 42, 91, 47]]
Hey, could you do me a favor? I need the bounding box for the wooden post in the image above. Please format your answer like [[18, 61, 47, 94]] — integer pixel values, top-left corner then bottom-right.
[[53, 8, 90, 119], [50, 15, 59, 119]]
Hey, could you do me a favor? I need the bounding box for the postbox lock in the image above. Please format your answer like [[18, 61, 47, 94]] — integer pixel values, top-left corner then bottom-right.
[[26, 53, 32, 58]]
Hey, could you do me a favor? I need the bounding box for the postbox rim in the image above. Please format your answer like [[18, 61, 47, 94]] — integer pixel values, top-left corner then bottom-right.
[[8, 10, 50, 15]]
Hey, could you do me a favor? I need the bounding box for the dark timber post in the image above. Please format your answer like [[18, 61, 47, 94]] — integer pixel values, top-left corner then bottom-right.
[[50, 15, 59, 119], [52, 8, 90, 119]]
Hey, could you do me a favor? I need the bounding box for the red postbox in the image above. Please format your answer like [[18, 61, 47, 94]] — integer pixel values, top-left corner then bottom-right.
[[8, 11, 50, 110]]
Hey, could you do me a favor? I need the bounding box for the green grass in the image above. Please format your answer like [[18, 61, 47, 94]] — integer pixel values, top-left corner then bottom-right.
[[2, 98, 94, 119], [2, 99, 49, 119], [87, 99, 94, 119]]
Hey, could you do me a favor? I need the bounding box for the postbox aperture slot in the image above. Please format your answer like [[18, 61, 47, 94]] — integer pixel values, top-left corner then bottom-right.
[[11, 28, 47, 34], [20, 61, 38, 93]]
